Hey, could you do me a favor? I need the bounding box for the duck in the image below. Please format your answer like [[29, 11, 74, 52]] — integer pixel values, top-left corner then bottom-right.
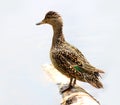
[[36, 11, 104, 93]]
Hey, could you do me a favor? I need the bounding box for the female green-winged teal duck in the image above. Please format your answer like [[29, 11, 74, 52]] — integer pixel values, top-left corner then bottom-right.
[[36, 11, 104, 93]]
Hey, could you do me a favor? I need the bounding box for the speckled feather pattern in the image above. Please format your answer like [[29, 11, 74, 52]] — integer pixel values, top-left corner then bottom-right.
[[50, 39, 104, 88]]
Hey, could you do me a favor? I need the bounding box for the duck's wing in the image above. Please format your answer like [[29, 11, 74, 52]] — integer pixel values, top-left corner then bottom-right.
[[52, 46, 104, 76], [69, 44, 104, 74]]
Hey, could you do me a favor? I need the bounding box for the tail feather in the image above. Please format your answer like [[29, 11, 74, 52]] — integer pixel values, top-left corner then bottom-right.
[[82, 72, 103, 88], [96, 68, 105, 73], [89, 79, 103, 88]]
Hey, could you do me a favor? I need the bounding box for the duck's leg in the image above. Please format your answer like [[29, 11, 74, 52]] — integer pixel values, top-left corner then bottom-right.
[[73, 78, 76, 86], [60, 78, 74, 93]]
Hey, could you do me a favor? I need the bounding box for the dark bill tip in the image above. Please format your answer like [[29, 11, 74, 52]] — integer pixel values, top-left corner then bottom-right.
[[36, 20, 45, 25], [36, 22, 41, 25]]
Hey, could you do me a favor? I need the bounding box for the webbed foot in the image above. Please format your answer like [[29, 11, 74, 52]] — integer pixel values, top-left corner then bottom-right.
[[60, 85, 73, 93]]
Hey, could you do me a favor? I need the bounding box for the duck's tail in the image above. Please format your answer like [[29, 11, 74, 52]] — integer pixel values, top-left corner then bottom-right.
[[83, 72, 103, 88]]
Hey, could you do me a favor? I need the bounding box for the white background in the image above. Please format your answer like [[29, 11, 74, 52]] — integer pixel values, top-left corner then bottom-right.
[[0, 0, 120, 105]]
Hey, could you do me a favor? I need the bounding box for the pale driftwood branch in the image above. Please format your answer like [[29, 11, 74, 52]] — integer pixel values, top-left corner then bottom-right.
[[42, 64, 100, 105]]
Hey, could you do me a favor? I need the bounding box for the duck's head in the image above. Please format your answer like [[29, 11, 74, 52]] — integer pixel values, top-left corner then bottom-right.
[[36, 11, 63, 26]]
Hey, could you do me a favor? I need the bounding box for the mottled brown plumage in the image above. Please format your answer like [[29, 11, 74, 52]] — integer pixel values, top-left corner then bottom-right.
[[36, 11, 104, 92]]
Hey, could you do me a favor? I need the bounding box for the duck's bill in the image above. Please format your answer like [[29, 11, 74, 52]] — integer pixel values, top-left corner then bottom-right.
[[36, 20, 45, 25]]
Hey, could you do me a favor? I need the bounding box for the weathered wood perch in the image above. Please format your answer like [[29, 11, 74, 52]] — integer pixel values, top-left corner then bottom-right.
[[42, 64, 100, 105]]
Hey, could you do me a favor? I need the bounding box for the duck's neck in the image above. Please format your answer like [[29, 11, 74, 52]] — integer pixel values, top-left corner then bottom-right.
[[51, 24, 65, 48]]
